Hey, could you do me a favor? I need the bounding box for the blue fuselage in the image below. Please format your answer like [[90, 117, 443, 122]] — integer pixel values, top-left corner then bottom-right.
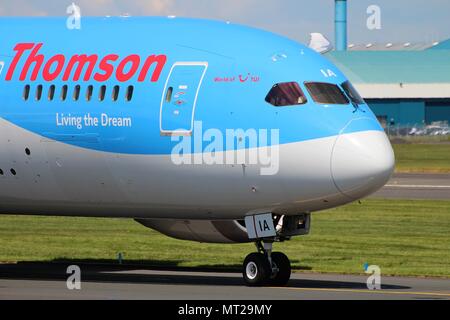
[[0, 17, 394, 220]]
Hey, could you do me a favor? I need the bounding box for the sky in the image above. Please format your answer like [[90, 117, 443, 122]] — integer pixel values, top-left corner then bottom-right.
[[0, 0, 449, 45]]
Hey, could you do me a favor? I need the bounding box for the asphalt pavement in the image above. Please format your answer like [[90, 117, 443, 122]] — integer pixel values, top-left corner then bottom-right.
[[371, 173, 450, 200], [0, 262, 449, 300]]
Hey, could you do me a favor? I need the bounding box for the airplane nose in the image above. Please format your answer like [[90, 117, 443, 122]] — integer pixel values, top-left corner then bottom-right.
[[331, 118, 395, 199]]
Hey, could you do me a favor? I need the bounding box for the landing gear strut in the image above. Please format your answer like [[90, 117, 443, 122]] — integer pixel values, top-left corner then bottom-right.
[[242, 240, 291, 286]]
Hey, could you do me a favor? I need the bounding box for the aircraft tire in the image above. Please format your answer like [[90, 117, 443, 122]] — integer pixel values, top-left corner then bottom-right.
[[269, 252, 291, 286], [243, 252, 271, 286]]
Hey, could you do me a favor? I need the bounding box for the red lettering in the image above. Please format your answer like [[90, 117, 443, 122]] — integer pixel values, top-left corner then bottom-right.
[[63, 54, 98, 81], [116, 54, 140, 82], [6, 43, 35, 81], [6, 43, 167, 83], [19, 43, 45, 81], [138, 54, 167, 82], [94, 54, 119, 82], [43, 54, 65, 81]]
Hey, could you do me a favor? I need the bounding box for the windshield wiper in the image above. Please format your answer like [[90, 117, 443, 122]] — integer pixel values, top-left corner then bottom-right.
[[351, 100, 365, 113]]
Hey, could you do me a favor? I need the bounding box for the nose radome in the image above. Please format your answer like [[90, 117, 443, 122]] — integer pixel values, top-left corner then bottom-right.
[[331, 119, 395, 200]]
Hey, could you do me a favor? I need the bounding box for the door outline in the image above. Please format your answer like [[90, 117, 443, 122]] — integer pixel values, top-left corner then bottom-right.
[[159, 61, 208, 136]]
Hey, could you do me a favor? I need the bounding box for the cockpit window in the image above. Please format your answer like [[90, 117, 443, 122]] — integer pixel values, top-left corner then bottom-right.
[[304, 82, 349, 105], [265, 82, 307, 107], [341, 81, 365, 105]]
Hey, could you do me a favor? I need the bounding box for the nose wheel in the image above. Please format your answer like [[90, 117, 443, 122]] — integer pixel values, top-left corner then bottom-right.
[[242, 241, 291, 286]]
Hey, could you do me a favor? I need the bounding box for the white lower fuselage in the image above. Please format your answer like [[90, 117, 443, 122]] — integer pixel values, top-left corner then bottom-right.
[[0, 118, 394, 220]]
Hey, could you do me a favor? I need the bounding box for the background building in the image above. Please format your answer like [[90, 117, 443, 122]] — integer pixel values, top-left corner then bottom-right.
[[327, 0, 450, 128]]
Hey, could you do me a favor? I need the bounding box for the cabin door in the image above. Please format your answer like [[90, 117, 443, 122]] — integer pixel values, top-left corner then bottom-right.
[[160, 62, 208, 136]]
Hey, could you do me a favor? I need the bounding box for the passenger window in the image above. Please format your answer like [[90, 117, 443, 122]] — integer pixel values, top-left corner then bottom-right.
[[23, 85, 30, 101], [304, 82, 349, 105], [48, 85, 55, 101], [99, 85, 106, 101], [341, 81, 365, 105], [36, 85, 43, 101], [61, 85, 68, 101], [112, 85, 120, 101], [165, 86, 173, 103], [73, 85, 81, 101], [126, 85, 134, 102], [86, 85, 93, 101], [265, 82, 307, 106]]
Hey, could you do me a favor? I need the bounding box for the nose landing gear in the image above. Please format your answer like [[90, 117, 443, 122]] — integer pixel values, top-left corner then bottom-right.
[[242, 240, 291, 287]]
